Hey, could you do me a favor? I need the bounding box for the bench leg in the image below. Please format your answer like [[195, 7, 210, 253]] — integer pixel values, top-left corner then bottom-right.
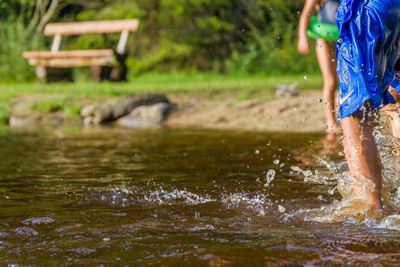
[[91, 66, 102, 83], [35, 66, 47, 82], [110, 66, 121, 81], [110, 53, 128, 81]]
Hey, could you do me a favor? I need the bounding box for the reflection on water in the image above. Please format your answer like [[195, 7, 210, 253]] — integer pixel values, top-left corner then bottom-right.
[[0, 127, 400, 265]]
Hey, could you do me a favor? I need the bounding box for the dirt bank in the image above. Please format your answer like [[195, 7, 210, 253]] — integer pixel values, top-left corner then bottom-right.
[[167, 90, 328, 132], [9, 90, 330, 132]]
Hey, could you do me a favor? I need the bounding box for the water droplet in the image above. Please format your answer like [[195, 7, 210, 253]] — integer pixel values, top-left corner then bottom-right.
[[273, 159, 279, 165], [304, 76, 308, 81], [264, 169, 276, 187], [328, 187, 336, 195], [278, 205, 286, 213], [255, 150, 260, 154], [103, 237, 110, 242]]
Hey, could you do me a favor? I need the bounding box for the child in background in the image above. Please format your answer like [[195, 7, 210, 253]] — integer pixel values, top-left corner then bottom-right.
[[298, 0, 340, 134], [336, 0, 400, 217]]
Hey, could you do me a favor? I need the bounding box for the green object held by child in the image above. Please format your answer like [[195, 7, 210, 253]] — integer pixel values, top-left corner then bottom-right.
[[307, 16, 339, 41]]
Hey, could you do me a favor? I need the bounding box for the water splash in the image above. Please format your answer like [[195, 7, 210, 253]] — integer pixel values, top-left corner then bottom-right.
[[287, 127, 400, 224], [264, 169, 276, 187], [221, 192, 272, 216]]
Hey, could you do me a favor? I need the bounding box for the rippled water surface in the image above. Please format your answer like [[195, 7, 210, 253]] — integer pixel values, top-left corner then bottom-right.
[[1, 127, 400, 265]]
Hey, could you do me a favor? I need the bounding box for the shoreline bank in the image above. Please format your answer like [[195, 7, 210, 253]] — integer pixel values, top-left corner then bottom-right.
[[6, 89, 329, 132]]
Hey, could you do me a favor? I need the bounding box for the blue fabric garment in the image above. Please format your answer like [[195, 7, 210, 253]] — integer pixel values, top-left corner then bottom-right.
[[336, 0, 400, 118]]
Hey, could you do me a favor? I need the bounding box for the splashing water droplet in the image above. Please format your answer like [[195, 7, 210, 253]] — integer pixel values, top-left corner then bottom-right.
[[278, 205, 286, 213], [195, 212, 200, 219], [304, 76, 308, 81], [264, 169, 276, 187]]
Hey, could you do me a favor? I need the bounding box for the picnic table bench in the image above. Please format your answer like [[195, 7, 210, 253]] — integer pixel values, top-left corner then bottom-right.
[[23, 19, 139, 82]]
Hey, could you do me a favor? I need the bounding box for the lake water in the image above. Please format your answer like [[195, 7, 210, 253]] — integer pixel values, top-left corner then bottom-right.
[[1, 127, 400, 265]]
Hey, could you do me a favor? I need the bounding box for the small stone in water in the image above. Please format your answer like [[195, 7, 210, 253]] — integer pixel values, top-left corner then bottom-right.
[[103, 237, 110, 242], [273, 159, 279, 165], [255, 150, 260, 154]]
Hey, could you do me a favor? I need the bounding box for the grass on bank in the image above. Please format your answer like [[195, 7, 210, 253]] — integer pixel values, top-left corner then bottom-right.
[[0, 73, 323, 123]]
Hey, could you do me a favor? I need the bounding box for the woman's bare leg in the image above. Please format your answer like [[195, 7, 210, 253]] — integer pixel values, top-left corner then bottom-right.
[[315, 39, 339, 133], [384, 103, 400, 138], [385, 86, 400, 137], [384, 88, 400, 158], [341, 108, 383, 214]]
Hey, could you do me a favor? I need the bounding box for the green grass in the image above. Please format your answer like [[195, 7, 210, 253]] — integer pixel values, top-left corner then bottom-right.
[[0, 72, 323, 122], [29, 96, 81, 118], [0, 73, 323, 98]]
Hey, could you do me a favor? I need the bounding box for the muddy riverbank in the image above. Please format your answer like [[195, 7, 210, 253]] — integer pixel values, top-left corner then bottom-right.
[[8, 89, 330, 132]]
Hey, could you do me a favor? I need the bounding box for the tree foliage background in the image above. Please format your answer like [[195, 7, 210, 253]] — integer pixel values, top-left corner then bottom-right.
[[0, 0, 319, 82]]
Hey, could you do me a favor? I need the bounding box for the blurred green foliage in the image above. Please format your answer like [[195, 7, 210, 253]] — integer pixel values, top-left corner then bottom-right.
[[0, 0, 319, 82]]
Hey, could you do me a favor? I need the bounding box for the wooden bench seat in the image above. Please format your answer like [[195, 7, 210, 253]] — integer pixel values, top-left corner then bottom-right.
[[24, 50, 116, 67], [23, 19, 139, 82]]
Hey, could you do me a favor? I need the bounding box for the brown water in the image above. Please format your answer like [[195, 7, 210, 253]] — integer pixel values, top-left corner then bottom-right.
[[1, 127, 400, 265]]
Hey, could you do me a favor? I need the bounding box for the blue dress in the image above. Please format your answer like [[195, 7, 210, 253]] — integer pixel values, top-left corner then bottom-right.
[[336, 0, 400, 118]]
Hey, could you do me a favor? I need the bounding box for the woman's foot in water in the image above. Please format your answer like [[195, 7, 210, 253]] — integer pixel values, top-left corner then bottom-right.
[[306, 198, 383, 223], [307, 174, 383, 223], [342, 174, 383, 219]]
